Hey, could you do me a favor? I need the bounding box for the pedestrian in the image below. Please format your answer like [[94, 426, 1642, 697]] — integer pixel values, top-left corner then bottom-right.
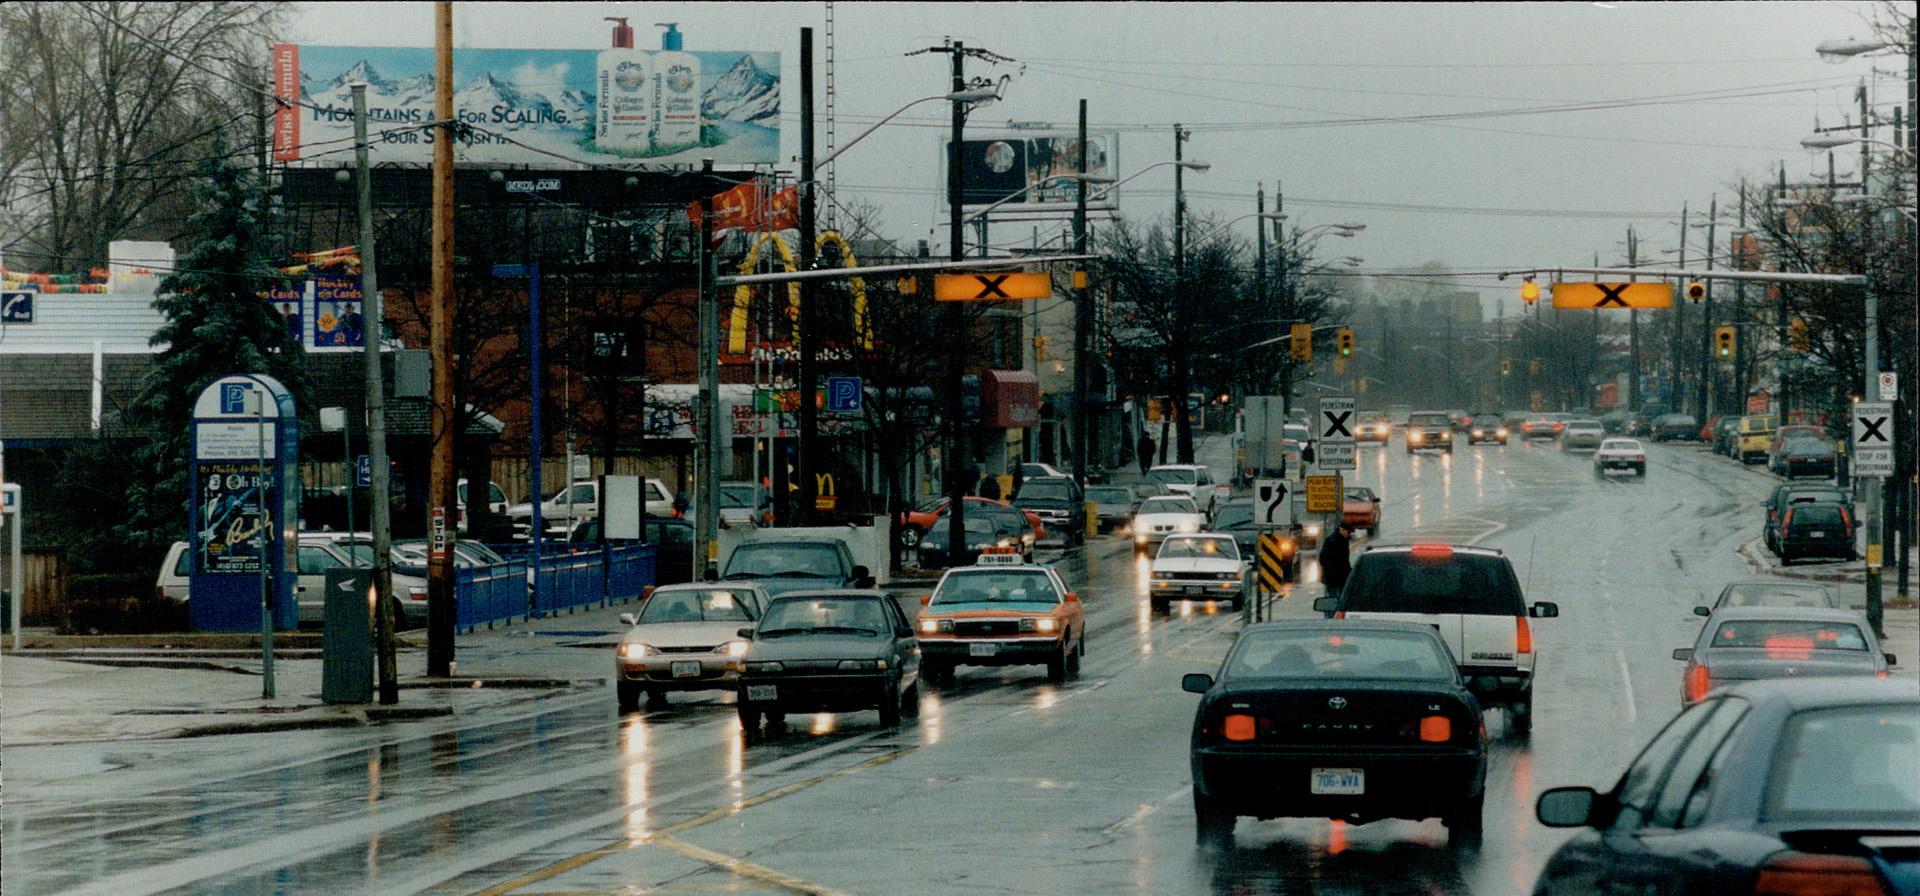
[[979, 471, 1002, 501], [1011, 463, 1025, 496], [1318, 521, 1353, 617], [1136, 433, 1155, 476]]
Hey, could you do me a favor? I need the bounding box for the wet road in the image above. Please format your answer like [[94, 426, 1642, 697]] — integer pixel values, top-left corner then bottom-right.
[[4, 435, 1810, 895]]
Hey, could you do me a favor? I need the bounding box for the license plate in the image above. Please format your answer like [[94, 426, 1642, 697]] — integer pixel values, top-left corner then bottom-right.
[[969, 643, 999, 658], [1311, 768, 1365, 795], [1808, 531, 1826, 538], [1185, 586, 1203, 595], [746, 685, 777, 702], [672, 660, 701, 678]]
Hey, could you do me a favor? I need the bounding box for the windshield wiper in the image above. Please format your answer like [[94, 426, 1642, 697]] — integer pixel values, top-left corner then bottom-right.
[[757, 627, 810, 637], [768, 569, 830, 578], [809, 626, 881, 635], [721, 572, 763, 580]]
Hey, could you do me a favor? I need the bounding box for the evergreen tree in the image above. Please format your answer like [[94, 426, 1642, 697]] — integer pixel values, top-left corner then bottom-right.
[[115, 138, 307, 567]]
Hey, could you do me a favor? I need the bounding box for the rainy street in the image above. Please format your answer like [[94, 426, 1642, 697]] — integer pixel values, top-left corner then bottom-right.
[[4, 435, 1817, 896]]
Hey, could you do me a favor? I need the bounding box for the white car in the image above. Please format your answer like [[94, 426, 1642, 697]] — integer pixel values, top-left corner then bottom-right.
[[1557, 419, 1606, 453], [614, 583, 771, 710], [1593, 438, 1647, 478], [294, 538, 429, 627], [1131, 495, 1205, 554], [507, 477, 674, 539], [1148, 533, 1246, 612], [1147, 464, 1221, 512]]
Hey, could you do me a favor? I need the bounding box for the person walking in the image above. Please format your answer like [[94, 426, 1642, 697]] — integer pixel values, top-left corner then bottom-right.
[[1136, 433, 1155, 476], [1317, 521, 1353, 617], [979, 471, 1002, 501]]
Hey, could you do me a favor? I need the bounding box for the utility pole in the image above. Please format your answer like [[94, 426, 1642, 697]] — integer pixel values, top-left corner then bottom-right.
[[1276, 185, 1291, 421], [426, 0, 455, 677], [1256, 184, 1267, 391], [797, 28, 819, 525], [697, 159, 720, 576], [1071, 98, 1091, 490], [351, 84, 399, 705], [1171, 124, 1194, 464], [1628, 225, 1640, 410], [944, 40, 969, 561], [1673, 201, 1689, 412], [1776, 162, 1792, 422], [1734, 185, 1750, 405], [1695, 194, 1717, 419]]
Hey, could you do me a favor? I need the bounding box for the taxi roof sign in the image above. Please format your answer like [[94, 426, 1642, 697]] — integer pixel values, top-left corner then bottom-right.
[[976, 546, 1024, 565]]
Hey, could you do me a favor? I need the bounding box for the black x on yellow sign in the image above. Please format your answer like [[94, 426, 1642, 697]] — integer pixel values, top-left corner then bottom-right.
[[1551, 282, 1674, 309], [934, 272, 1052, 302]]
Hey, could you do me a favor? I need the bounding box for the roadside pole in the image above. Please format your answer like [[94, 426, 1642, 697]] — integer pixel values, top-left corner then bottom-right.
[[696, 159, 721, 577], [255, 392, 275, 699], [352, 83, 399, 704], [426, 0, 457, 677]]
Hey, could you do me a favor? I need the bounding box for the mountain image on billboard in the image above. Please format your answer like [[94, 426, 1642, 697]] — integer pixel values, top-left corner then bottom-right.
[[274, 41, 779, 166]]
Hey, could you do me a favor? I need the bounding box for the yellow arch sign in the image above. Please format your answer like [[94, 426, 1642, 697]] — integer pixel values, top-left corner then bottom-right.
[[726, 231, 876, 356]]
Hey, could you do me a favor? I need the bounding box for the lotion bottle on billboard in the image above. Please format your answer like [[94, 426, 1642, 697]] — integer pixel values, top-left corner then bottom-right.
[[595, 17, 653, 155], [651, 22, 701, 152]]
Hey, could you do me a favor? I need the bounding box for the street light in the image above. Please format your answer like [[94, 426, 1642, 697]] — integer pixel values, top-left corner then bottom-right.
[[962, 173, 1113, 227], [817, 88, 998, 170], [1815, 37, 1891, 62], [1083, 159, 1210, 205]]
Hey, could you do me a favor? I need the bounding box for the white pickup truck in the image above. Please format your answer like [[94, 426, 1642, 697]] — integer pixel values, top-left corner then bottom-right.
[[507, 478, 674, 539]]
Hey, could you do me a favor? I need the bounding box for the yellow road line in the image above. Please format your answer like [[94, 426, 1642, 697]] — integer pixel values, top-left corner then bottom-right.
[[653, 832, 858, 896]]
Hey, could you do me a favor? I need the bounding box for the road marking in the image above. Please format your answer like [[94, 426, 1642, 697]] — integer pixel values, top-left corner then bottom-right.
[[652, 832, 858, 896], [1614, 648, 1636, 725]]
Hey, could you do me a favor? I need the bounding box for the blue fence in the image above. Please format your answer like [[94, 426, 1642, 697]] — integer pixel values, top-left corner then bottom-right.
[[454, 543, 656, 631]]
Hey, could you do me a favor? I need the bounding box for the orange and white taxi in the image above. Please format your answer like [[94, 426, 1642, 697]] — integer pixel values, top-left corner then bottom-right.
[[916, 548, 1086, 685]]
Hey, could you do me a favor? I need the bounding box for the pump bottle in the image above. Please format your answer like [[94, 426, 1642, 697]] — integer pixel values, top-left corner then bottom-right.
[[651, 22, 701, 151], [595, 17, 652, 154]]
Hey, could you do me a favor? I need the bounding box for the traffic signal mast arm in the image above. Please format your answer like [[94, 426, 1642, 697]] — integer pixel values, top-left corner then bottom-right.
[[1245, 322, 1346, 351]]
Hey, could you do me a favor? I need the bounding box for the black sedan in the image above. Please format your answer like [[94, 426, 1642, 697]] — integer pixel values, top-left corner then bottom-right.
[[1533, 677, 1919, 895], [1651, 413, 1702, 442], [915, 513, 1030, 569], [734, 590, 922, 733], [1183, 620, 1488, 848]]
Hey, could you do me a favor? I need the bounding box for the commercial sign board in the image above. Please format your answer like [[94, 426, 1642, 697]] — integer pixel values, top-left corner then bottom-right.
[[272, 40, 780, 167], [944, 130, 1119, 211]]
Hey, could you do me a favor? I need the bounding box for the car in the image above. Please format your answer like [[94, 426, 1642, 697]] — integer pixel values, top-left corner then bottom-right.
[[1592, 438, 1647, 478], [1674, 607, 1894, 706], [1521, 415, 1563, 441], [898, 496, 1046, 550], [1767, 424, 1826, 471], [1149, 533, 1247, 612], [1598, 409, 1634, 435], [1628, 404, 1672, 438], [1762, 482, 1854, 551], [1735, 413, 1777, 463], [720, 536, 874, 596], [392, 538, 509, 568], [1207, 498, 1299, 577], [294, 537, 429, 627], [1532, 678, 1920, 895], [915, 512, 1032, 569], [1131, 494, 1206, 555], [1711, 415, 1742, 456], [1465, 413, 1508, 445], [1556, 418, 1605, 452], [734, 589, 922, 732], [1017, 462, 1068, 482], [1343, 486, 1381, 536], [1083, 484, 1139, 533], [613, 583, 770, 710], [156, 541, 192, 602], [718, 482, 765, 528], [1692, 581, 1837, 618], [1774, 501, 1858, 565], [1772, 437, 1837, 480], [568, 515, 698, 585], [1355, 413, 1392, 444], [1650, 413, 1701, 442], [1010, 476, 1086, 546], [1446, 409, 1472, 431], [455, 478, 509, 535], [915, 556, 1085, 685], [1313, 543, 1559, 737], [1503, 409, 1533, 433], [1404, 411, 1454, 453], [510, 479, 665, 540], [1183, 620, 1489, 848], [1148, 464, 1221, 512]]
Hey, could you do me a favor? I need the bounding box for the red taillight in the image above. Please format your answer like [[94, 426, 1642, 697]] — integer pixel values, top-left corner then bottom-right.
[[1753, 851, 1886, 896], [1418, 715, 1452, 742], [1516, 617, 1533, 655], [1839, 507, 1854, 533], [1334, 611, 1347, 620], [1410, 544, 1454, 559], [1684, 664, 1712, 703], [1782, 509, 1795, 530], [1223, 714, 1257, 742]]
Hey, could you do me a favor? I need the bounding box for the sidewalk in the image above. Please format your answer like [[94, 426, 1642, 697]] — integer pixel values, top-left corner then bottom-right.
[[1736, 536, 1920, 670]]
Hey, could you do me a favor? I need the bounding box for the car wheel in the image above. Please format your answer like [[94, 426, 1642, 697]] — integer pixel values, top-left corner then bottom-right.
[[736, 703, 761, 731], [879, 680, 903, 727], [616, 681, 642, 713], [1444, 791, 1485, 848], [900, 527, 923, 549], [1507, 701, 1533, 739], [899, 682, 921, 718], [1150, 596, 1169, 614], [1194, 792, 1234, 847], [1067, 635, 1084, 675], [645, 688, 669, 709], [1047, 643, 1069, 684]]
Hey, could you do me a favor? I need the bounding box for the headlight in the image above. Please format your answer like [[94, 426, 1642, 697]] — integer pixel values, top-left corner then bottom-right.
[[724, 640, 749, 657], [1178, 520, 1199, 532], [1306, 523, 1322, 537], [746, 661, 784, 673], [1409, 431, 1423, 442], [1153, 580, 1170, 589], [1497, 428, 1508, 437], [920, 618, 940, 634], [1134, 532, 1148, 543], [1035, 617, 1057, 633], [837, 659, 886, 671], [619, 643, 654, 660], [1471, 429, 1483, 437], [1216, 571, 1239, 581]]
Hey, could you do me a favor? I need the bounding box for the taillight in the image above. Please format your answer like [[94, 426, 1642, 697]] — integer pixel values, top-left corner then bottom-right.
[[1334, 611, 1347, 620], [1222, 714, 1257, 742], [1782, 509, 1795, 530], [1516, 617, 1533, 655], [1753, 851, 1886, 896], [1410, 544, 1454, 560], [1418, 715, 1452, 742], [1839, 507, 1854, 533], [1684, 664, 1712, 703]]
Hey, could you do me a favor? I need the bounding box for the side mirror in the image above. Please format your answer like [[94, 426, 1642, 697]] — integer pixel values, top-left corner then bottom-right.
[[1065, 592, 1081, 603], [1671, 647, 1693, 662], [1313, 596, 1339, 614], [1181, 673, 1213, 694], [1883, 653, 1898, 667], [618, 613, 637, 626], [1536, 787, 1599, 828], [851, 564, 872, 584], [737, 627, 756, 640], [1529, 602, 1559, 619], [1692, 606, 1711, 617], [919, 594, 931, 606], [702, 567, 720, 583]]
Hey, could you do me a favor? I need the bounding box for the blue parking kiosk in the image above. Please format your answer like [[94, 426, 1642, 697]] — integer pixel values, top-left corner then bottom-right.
[[189, 374, 299, 632]]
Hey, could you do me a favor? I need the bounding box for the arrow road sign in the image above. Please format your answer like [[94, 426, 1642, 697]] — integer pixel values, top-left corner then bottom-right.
[[1255, 478, 1293, 528], [934, 272, 1052, 302], [1853, 400, 1893, 477], [1551, 282, 1674, 309], [1318, 395, 1356, 471]]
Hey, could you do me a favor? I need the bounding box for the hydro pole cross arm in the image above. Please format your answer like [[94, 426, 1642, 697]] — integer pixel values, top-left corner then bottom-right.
[[1495, 266, 1867, 287], [714, 254, 1101, 288]]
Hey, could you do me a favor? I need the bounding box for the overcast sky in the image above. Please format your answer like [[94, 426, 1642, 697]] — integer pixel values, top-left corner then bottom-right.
[[292, 1, 1899, 313]]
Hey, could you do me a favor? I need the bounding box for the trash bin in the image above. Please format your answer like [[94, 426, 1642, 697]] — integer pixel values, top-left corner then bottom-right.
[[321, 568, 373, 704]]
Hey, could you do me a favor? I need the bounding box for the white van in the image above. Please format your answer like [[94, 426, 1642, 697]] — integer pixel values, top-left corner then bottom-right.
[[157, 541, 191, 602]]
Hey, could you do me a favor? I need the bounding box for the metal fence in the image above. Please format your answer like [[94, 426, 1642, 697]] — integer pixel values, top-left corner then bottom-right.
[[456, 543, 656, 631]]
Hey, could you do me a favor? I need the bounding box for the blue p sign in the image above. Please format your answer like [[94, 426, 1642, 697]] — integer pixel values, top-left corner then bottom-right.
[[220, 383, 249, 414], [355, 455, 372, 488], [827, 376, 862, 413]]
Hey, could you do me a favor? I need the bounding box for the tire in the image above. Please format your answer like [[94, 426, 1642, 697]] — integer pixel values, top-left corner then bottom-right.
[[616, 680, 642, 713], [1508, 700, 1533, 739], [736, 703, 761, 731], [1194, 792, 1234, 846], [1150, 596, 1169, 614], [1067, 635, 1084, 676], [1047, 643, 1068, 684], [879, 680, 902, 727], [645, 688, 669, 709], [900, 527, 923, 549], [899, 682, 921, 718], [1444, 791, 1485, 848]]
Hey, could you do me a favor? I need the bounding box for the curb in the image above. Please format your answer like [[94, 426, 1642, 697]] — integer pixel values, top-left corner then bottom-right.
[[1737, 537, 1859, 584]]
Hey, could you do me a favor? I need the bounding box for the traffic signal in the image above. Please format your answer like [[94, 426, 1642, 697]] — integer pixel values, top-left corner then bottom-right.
[[1337, 327, 1355, 358], [1289, 323, 1313, 362], [1333, 356, 1347, 375], [1528, 358, 1541, 375], [1685, 280, 1708, 303], [1790, 317, 1810, 352], [1520, 276, 1540, 306], [1714, 325, 1735, 359], [1500, 359, 1513, 376]]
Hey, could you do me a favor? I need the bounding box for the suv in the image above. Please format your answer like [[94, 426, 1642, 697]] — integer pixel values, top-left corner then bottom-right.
[[1774, 501, 1857, 565], [1314, 543, 1559, 737], [1404, 411, 1454, 453], [1011, 476, 1086, 545]]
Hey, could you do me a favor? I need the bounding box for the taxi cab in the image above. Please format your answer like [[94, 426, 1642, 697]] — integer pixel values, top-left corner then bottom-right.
[[916, 548, 1086, 685], [1736, 414, 1777, 464]]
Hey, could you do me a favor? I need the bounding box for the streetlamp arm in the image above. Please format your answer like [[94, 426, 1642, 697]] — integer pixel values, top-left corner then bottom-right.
[[817, 90, 994, 170]]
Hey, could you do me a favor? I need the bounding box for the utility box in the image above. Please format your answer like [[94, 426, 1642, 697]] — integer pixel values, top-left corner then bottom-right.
[[321, 568, 373, 704]]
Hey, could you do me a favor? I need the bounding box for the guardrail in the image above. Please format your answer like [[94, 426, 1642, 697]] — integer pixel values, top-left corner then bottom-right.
[[456, 543, 657, 631]]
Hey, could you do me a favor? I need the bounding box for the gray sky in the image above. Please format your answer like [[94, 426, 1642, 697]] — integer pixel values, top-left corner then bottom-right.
[[292, 1, 1897, 312]]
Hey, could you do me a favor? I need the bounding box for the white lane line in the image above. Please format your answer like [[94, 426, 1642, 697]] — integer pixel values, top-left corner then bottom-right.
[[1614, 648, 1636, 726]]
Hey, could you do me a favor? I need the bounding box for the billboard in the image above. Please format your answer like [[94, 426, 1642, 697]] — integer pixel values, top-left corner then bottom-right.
[[272, 40, 779, 166], [944, 131, 1119, 211]]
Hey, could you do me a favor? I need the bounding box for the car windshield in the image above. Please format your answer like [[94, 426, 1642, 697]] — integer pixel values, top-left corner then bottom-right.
[[724, 543, 842, 578], [1211, 503, 1255, 529], [1147, 468, 1199, 486], [1086, 487, 1133, 504], [1344, 488, 1374, 501], [1226, 629, 1454, 681], [720, 486, 756, 508], [1283, 424, 1310, 441], [1342, 551, 1526, 615], [1708, 619, 1868, 651], [637, 588, 757, 624], [757, 596, 887, 636], [1765, 705, 1920, 822], [931, 571, 1059, 606], [1471, 415, 1501, 426], [1408, 413, 1450, 426], [1600, 440, 1641, 452], [1716, 584, 1834, 609], [1138, 497, 1198, 515], [1015, 480, 1076, 502], [1158, 536, 1238, 560], [1567, 420, 1602, 430], [1780, 440, 1833, 456], [925, 515, 1000, 539], [1785, 489, 1846, 505]]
